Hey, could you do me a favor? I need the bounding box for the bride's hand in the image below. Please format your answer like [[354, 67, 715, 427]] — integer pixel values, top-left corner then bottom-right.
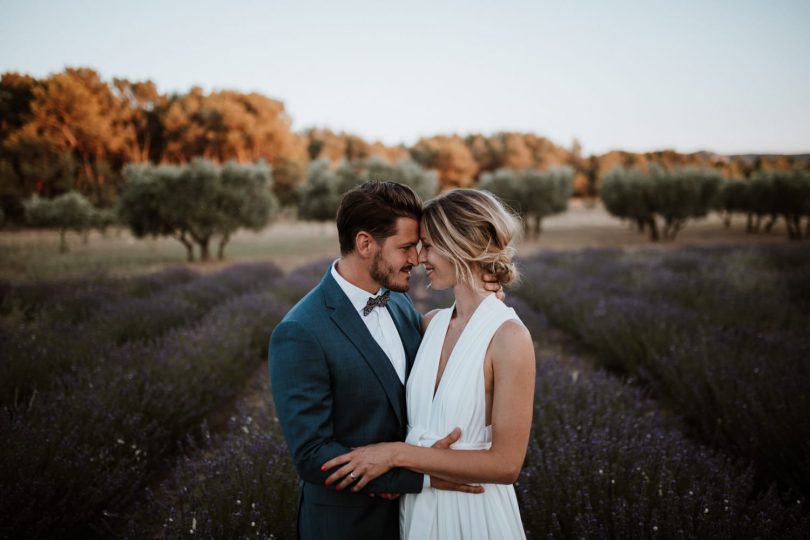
[[322, 442, 402, 492]]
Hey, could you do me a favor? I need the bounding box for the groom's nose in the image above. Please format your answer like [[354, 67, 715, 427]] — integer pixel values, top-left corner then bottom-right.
[[407, 246, 418, 265]]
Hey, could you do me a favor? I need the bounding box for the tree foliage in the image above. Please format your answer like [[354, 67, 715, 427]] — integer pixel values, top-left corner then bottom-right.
[[479, 167, 573, 238], [24, 191, 95, 252], [411, 135, 478, 189], [2, 67, 808, 230], [0, 69, 304, 223], [297, 159, 341, 222], [118, 159, 278, 261], [719, 171, 810, 239], [303, 128, 409, 164], [335, 156, 439, 200], [602, 166, 723, 241], [298, 156, 439, 222]]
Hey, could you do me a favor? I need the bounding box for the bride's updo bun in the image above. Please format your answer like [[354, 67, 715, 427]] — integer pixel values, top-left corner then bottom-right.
[[421, 189, 521, 290]]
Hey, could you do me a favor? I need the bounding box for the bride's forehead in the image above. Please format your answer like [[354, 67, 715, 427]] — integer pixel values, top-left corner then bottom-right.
[[419, 223, 433, 241]]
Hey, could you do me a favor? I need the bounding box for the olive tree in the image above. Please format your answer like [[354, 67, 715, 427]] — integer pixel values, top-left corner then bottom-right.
[[480, 166, 573, 238], [336, 155, 439, 200], [297, 159, 342, 222], [119, 159, 278, 261], [717, 172, 810, 239], [765, 171, 810, 239], [717, 180, 749, 228], [24, 191, 94, 252], [298, 156, 438, 222], [522, 167, 574, 237], [602, 166, 722, 241]]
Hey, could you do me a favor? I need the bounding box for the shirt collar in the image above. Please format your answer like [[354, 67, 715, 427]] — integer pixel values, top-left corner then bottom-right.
[[331, 260, 387, 314]]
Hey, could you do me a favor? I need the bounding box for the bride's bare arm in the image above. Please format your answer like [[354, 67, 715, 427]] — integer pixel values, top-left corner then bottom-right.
[[323, 320, 535, 490]]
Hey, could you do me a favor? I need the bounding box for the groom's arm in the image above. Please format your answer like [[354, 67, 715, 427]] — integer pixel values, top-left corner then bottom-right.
[[268, 319, 423, 494]]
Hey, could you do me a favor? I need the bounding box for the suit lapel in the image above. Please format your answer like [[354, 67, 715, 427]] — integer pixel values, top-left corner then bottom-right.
[[321, 271, 405, 427]]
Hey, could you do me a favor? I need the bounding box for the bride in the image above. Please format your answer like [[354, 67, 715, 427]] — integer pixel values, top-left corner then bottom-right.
[[323, 189, 535, 539]]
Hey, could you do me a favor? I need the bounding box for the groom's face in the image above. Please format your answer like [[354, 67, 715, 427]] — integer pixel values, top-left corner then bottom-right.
[[370, 217, 419, 292]]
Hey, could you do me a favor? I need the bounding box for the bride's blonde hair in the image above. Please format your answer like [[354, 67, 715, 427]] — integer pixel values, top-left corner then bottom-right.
[[421, 189, 521, 290]]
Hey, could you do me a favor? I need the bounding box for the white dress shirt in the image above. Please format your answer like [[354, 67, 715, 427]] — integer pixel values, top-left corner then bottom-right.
[[331, 261, 407, 384]]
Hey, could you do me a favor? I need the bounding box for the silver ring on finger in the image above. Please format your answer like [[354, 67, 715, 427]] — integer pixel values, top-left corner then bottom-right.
[[349, 472, 357, 479]]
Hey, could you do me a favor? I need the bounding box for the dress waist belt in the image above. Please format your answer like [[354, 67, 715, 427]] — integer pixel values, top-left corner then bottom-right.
[[406, 425, 492, 450]]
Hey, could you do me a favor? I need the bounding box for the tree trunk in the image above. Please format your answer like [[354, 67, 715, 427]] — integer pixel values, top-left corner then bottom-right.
[[670, 219, 684, 241], [82, 228, 90, 245], [746, 213, 753, 233], [81, 153, 101, 206], [663, 218, 673, 240], [217, 232, 230, 260], [764, 214, 778, 233], [177, 231, 195, 262], [59, 229, 68, 253], [723, 212, 731, 228], [141, 132, 152, 163], [199, 237, 211, 262], [533, 216, 542, 238], [793, 216, 802, 240], [785, 215, 799, 240], [648, 217, 660, 241]]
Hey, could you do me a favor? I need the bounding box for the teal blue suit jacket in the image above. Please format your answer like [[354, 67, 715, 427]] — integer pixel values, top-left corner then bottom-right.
[[268, 268, 424, 539]]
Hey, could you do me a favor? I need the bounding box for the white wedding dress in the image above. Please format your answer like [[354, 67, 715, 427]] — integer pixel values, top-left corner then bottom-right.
[[400, 293, 527, 539]]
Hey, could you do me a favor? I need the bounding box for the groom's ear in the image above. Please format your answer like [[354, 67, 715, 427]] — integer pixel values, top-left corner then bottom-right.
[[355, 231, 377, 259]]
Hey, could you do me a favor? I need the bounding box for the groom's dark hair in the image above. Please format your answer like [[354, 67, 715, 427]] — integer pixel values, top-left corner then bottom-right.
[[337, 181, 422, 255]]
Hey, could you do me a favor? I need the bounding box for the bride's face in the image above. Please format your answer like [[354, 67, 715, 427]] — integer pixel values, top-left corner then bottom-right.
[[418, 223, 456, 290]]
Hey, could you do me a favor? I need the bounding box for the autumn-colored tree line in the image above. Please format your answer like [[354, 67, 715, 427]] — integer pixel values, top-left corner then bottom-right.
[[2, 67, 808, 225]]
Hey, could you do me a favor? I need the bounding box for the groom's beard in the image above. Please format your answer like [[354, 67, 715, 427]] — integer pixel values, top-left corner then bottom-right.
[[370, 251, 412, 293]]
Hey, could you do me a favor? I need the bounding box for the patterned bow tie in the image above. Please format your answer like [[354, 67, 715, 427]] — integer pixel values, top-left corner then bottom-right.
[[363, 290, 391, 316]]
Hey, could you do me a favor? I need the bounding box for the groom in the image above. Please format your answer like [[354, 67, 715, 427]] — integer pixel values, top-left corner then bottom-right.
[[268, 181, 484, 539]]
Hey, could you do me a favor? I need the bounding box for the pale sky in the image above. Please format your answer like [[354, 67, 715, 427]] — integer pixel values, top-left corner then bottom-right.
[[1, 0, 809, 155]]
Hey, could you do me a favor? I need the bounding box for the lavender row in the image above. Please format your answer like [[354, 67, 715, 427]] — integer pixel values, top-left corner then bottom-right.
[[0, 266, 197, 322], [127, 300, 808, 540], [127, 390, 298, 539], [0, 288, 290, 538], [0, 262, 284, 404], [517, 356, 808, 539], [514, 245, 810, 497]]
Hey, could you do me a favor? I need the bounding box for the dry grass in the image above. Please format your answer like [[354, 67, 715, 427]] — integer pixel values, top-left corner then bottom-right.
[[520, 199, 790, 256], [0, 219, 339, 281], [0, 204, 793, 282]]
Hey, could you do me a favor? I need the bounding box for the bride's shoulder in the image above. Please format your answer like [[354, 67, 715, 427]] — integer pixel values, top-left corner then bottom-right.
[[493, 318, 530, 341], [490, 319, 533, 366]]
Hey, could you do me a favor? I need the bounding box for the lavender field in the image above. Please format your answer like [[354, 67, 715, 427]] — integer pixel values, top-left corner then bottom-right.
[[2, 245, 809, 539]]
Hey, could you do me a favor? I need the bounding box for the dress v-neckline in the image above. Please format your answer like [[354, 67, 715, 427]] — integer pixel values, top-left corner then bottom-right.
[[431, 294, 494, 401]]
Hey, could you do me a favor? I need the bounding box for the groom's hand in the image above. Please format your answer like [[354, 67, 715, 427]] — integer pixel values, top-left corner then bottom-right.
[[369, 492, 400, 500], [482, 273, 505, 301], [430, 476, 485, 494], [432, 427, 462, 449], [429, 427, 485, 494]]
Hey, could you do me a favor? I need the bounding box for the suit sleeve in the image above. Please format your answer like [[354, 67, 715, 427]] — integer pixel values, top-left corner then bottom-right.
[[268, 319, 423, 494]]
